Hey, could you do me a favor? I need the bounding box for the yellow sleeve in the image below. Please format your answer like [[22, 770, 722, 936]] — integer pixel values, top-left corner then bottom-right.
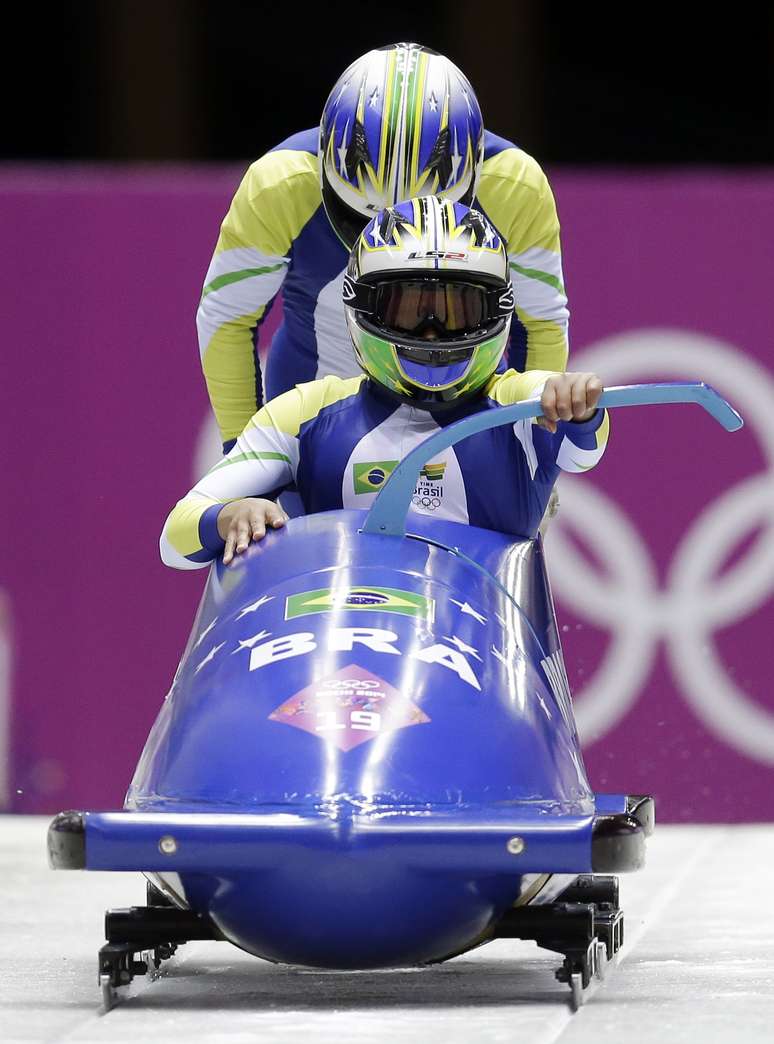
[[485, 369, 560, 404], [160, 375, 365, 569], [487, 369, 610, 473], [478, 149, 569, 373], [196, 150, 322, 444]]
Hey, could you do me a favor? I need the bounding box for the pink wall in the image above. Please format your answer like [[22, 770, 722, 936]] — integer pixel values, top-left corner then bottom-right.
[[2, 166, 772, 819]]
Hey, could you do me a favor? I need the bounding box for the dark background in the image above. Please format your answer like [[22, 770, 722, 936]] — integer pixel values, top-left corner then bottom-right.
[[5, 1, 773, 165]]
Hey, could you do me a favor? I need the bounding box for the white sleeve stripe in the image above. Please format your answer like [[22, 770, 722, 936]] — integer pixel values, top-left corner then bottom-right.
[[197, 266, 288, 357], [556, 438, 605, 473], [193, 456, 296, 501], [159, 531, 210, 570], [509, 245, 565, 282], [203, 247, 289, 287], [192, 426, 298, 501], [510, 280, 568, 328], [509, 246, 568, 325], [512, 419, 538, 480]]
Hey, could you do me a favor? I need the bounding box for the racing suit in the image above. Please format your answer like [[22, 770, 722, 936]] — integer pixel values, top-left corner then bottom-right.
[[197, 130, 570, 451], [161, 370, 608, 570]]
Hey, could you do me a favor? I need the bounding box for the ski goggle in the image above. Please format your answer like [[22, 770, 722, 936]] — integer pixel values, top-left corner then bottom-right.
[[344, 276, 514, 340]]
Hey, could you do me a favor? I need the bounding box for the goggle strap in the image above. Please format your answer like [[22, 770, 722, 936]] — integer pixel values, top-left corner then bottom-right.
[[342, 276, 376, 313], [495, 284, 515, 317], [344, 276, 515, 320]]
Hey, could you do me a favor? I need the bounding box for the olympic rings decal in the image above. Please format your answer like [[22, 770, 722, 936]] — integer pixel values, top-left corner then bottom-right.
[[412, 495, 442, 510], [547, 329, 774, 765]]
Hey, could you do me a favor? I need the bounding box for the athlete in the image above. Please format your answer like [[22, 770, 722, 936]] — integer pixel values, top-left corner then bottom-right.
[[197, 42, 570, 454], [163, 198, 604, 569]]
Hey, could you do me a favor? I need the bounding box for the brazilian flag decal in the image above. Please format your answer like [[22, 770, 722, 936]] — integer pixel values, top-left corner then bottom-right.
[[353, 460, 399, 494], [285, 586, 435, 621]]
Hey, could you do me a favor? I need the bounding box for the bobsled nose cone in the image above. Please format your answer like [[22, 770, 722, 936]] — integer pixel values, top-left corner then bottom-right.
[[183, 851, 512, 969]]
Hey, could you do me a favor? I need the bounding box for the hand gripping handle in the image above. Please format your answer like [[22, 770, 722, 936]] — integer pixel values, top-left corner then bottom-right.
[[361, 381, 743, 538]]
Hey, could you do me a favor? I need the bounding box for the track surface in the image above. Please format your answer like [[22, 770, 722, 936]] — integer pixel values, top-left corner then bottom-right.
[[3, 817, 773, 1043]]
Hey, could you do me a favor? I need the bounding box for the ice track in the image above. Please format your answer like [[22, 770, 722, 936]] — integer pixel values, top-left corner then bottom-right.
[[3, 817, 773, 1043]]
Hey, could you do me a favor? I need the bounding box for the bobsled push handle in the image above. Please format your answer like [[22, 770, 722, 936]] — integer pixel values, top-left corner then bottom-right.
[[362, 381, 743, 538]]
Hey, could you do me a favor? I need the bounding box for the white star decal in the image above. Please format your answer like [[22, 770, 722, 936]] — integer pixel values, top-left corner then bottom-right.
[[443, 635, 482, 661], [236, 595, 274, 620], [491, 641, 525, 666], [483, 223, 495, 246], [337, 119, 350, 177], [495, 612, 519, 641], [449, 129, 462, 186], [428, 91, 438, 113], [193, 617, 218, 650], [335, 78, 350, 105], [232, 630, 271, 654], [462, 89, 473, 115], [491, 644, 509, 667], [194, 641, 225, 675], [368, 86, 379, 109], [450, 599, 487, 625]]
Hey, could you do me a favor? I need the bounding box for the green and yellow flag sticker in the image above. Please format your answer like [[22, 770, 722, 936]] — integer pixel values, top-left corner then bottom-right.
[[420, 461, 446, 482], [285, 586, 435, 621], [353, 460, 399, 494]]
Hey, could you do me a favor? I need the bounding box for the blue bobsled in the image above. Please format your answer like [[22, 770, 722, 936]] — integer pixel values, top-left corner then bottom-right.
[[48, 383, 742, 1008]]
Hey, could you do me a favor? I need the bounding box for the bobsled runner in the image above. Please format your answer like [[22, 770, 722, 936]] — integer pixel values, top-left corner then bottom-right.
[[48, 383, 742, 1010]]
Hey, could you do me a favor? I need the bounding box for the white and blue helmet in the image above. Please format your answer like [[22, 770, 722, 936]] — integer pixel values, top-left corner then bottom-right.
[[344, 196, 514, 409], [320, 43, 485, 247]]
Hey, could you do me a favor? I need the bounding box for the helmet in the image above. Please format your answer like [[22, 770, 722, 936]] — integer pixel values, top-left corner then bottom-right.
[[320, 43, 484, 248], [343, 196, 514, 409]]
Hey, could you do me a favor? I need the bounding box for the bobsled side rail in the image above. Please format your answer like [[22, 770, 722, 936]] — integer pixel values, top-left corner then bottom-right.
[[53, 809, 605, 875], [363, 381, 743, 537]]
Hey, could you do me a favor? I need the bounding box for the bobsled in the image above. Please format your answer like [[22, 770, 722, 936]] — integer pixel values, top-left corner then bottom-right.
[[48, 382, 742, 1009]]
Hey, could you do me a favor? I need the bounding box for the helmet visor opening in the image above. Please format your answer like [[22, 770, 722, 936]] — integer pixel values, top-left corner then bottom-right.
[[374, 280, 494, 339]]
